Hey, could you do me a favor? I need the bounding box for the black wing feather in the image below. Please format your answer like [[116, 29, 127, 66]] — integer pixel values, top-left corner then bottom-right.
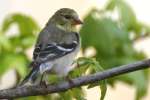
[[33, 42, 77, 61]]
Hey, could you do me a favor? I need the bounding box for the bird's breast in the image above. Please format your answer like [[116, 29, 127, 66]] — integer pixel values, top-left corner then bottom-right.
[[51, 43, 80, 77]]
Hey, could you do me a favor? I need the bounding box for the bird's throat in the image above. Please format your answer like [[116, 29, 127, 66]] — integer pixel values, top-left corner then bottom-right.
[[56, 24, 75, 32]]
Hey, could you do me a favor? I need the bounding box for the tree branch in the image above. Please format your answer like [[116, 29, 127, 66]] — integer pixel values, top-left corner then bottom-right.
[[0, 59, 150, 99]]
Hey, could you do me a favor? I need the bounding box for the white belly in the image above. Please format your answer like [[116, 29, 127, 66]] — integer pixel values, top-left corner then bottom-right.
[[52, 50, 77, 77], [39, 45, 80, 77]]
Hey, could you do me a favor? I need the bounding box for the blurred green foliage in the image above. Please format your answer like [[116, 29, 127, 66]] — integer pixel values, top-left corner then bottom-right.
[[0, 13, 40, 78], [80, 0, 150, 100], [0, 0, 150, 100]]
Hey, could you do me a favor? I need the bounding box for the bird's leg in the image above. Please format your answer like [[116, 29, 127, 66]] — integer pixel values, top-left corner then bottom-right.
[[76, 61, 80, 68], [65, 75, 74, 85], [40, 72, 48, 88]]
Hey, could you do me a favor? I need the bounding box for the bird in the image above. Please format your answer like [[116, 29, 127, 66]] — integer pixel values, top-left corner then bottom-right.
[[19, 8, 83, 86]]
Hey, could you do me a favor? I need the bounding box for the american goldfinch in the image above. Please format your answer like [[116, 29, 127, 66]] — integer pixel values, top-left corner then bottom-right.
[[20, 8, 83, 86]]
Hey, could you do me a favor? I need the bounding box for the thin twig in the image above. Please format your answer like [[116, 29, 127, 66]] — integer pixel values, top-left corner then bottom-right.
[[0, 59, 150, 99]]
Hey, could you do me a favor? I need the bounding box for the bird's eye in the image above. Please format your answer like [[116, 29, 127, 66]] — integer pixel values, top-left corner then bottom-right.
[[64, 15, 72, 19]]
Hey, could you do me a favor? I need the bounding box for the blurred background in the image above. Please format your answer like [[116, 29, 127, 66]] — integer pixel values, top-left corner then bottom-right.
[[0, 0, 150, 100]]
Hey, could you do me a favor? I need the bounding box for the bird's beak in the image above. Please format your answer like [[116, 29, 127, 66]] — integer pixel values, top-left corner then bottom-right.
[[73, 17, 83, 25]]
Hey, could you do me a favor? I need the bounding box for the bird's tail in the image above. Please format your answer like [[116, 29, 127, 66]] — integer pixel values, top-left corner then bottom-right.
[[19, 67, 40, 86]]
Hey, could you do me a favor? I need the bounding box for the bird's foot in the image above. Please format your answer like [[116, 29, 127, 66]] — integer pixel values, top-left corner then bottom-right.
[[65, 76, 74, 85], [40, 81, 48, 88]]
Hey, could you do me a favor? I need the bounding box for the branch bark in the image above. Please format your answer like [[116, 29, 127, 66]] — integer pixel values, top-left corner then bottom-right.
[[0, 59, 150, 99]]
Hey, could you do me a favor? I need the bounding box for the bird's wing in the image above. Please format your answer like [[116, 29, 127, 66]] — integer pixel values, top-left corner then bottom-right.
[[33, 32, 79, 63]]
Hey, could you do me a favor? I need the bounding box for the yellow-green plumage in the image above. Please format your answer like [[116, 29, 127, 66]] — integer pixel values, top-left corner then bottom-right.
[[20, 8, 83, 86]]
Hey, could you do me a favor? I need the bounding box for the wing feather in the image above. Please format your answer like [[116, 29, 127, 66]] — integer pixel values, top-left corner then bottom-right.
[[33, 41, 78, 61]]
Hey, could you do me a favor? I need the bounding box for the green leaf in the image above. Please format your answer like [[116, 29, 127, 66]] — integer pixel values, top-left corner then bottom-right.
[[125, 71, 148, 100], [117, 1, 137, 31], [80, 6, 148, 99], [88, 59, 107, 100], [74, 57, 107, 100], [71, 88, 85, 100], [106, 0, 137, 31], [106, 0, 145, 36], [0, 53, 28, 77], [2, 13, 40, 35], [69, 57, 92, 78], [80, 10, 130, 68], [99, 80, 107, 100], [59, 88, 85, 100], [59, 90, 73, 100], [0, 33, 11, 52], [1, 13, 40, 50], [105, 0, 118, 10], [21, 36, 36, 49]]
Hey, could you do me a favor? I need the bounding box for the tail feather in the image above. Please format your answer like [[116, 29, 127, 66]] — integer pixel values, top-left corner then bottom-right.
[[19, 61, 52, 87], [19, 67, 40, 86]]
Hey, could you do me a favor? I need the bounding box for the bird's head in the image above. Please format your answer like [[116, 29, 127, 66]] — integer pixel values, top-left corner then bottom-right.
[[49, 8, 83, 32]]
